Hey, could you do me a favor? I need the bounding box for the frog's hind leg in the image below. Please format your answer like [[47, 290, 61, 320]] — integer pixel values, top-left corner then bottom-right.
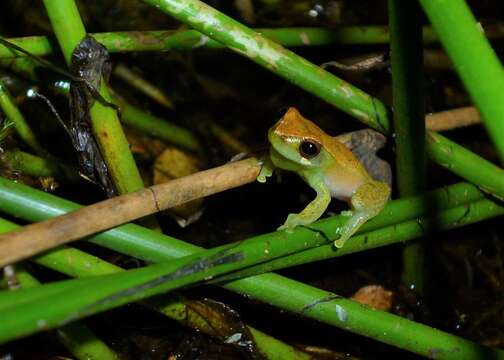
[[278, 175, 331, 231], [334, 180, 390, 248]]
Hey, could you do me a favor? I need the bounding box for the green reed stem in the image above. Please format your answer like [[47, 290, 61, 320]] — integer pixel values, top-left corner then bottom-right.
[[388, 0, 427, 295], [0, 81, 45, 155]]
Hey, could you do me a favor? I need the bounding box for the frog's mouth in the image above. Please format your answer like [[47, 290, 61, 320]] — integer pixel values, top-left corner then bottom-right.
[[268, 127, 302, 164]]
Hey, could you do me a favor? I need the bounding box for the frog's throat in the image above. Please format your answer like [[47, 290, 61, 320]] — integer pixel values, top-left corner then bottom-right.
[[270, 147, 307, 172]]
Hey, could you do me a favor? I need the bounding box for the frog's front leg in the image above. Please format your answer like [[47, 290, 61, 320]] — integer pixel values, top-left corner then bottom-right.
[[257, 154, 275, 183], [334, 179, 390, 248], [278, 175, 331, 232]]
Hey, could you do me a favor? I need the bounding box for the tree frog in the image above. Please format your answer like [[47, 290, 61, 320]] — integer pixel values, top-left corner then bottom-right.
[[258, 107, 391, 248]]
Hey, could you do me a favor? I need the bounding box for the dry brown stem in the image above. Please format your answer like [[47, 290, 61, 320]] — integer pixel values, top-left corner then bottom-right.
[[0, 158, 261, 267]]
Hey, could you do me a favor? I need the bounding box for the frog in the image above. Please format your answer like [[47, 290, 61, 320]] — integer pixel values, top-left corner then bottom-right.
[[258, 107, 391, 248]]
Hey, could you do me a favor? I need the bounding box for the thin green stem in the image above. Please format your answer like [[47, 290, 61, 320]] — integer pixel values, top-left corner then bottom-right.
[[420, 0, 504, 162], [388, 0, 427, 295], [113, 64, 175, 109], [119, 99, 200, 151], [0, 81, 45, 155], [1, 149, 78, 181], [42, 0, 145, 195], [5, 25, 504, 58]]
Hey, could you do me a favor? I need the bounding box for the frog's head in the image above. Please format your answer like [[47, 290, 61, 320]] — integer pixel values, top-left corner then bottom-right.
[[268, 107, 326, 169]]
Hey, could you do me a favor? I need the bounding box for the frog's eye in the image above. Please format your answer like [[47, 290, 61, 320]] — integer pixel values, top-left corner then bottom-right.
[[299, 141, 321, 158]]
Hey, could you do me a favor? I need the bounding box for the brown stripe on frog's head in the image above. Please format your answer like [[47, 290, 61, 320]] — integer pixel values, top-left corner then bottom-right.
[[271, 107, 326, 144]]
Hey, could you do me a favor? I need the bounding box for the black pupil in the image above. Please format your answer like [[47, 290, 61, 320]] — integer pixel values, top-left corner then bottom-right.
[[300, 141, 319, 157]]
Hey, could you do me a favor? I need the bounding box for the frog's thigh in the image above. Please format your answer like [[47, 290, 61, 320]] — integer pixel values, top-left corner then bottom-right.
[[335, 181, 390, 247]]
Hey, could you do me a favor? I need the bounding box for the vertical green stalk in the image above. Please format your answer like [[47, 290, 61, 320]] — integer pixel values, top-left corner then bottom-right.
[[41, 0, 145, 194], [14, 270, 118, 360], [0, 81, 45, 155], [420, 0, 504, 163], [388, 1, 427, 295]]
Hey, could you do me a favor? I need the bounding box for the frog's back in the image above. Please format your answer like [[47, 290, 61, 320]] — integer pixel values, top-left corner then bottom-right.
[[324, 135, 370, 177]]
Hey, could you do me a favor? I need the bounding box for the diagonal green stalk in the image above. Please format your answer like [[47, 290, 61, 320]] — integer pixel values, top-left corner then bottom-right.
[[426, 131, 504, 199], [139, 0, 504, 204], [0, 176, 503, 358], [142, 0, 392, 132], [41, 0, 145, 195], [388, 0, 427, 295], [420, 0, 504, 162], [13, 270, 118, 360], [1, 235, 312, 342], [0, 218, 309, 360]]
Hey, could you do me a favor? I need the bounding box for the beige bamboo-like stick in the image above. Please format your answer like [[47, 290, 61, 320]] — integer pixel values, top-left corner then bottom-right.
[[0, 158, 261, 267], [0, 106, 482, 267], [426, 106, 481, 131]]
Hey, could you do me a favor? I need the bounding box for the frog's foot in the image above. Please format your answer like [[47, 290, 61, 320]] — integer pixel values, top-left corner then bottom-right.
[[334, 210, 370, 248], [257, 155, 275, 183], [277, 213, 308, 232]]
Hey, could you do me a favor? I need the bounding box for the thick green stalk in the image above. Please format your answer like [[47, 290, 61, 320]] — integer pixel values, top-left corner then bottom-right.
[[388, 1, 427, 295], [0, 177, 502, 358], [0, 81, 45, 155], [420, 0, 504, 162], [141, 0, 391, 132], [426, 132, 504, 199], [42, 0, 145, 195], [215, 197, 504, 282], [0, 218, 308, 360], [1, 193, 503, 358], [13, 270, 118, 360]]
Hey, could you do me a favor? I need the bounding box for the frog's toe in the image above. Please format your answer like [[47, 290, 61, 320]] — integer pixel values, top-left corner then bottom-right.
[[333, 235, 348, 248], [257, 174, 267, 183], [278, 213, 302, 232], [277, 224, 296, 233]]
